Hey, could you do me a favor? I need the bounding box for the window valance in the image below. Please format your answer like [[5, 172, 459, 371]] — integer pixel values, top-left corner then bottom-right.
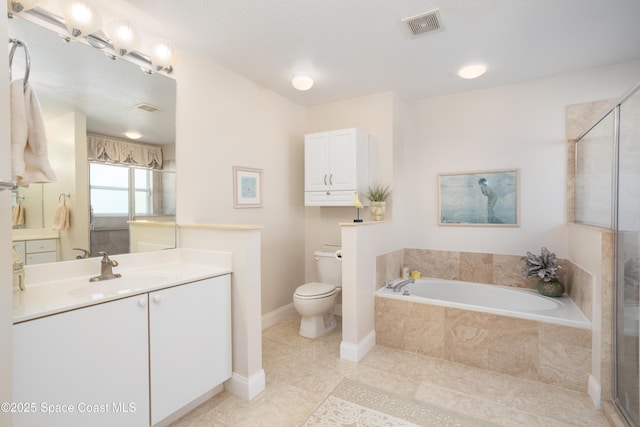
[[88, 134, 163, 169]]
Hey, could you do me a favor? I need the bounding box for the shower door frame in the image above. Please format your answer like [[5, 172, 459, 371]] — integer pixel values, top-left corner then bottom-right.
[[574, 80, 640, 427]]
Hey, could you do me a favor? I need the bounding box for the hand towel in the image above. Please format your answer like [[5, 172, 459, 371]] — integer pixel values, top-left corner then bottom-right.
[[53, 203, 70, 231], [12, 204, 24, 227], [10, 79, 57, 187]]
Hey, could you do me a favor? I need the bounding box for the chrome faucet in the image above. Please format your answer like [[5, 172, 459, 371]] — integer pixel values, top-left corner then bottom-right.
[[89, 252, 122, 282], [73, 248, 90, 259], [392, 278, 414, 295]]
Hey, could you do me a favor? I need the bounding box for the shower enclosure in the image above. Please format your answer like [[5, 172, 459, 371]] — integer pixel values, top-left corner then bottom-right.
[[575, 82, 640, 426]]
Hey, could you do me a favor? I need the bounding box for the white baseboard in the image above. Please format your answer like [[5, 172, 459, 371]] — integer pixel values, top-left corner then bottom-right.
[[588, 374, 601, 409], [154, 385, 223, 427], [225, 370, 266, 401], [262, 303, 297, 330], [340, 330, 376, 362]]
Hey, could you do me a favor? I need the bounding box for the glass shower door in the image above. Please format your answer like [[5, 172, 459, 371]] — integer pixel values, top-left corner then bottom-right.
[[616, 86, 640, 426]]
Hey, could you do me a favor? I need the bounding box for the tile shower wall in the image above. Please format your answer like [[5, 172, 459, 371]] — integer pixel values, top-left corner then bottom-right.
[[375, 297, 592, 392], [376, 248, 593, 321]]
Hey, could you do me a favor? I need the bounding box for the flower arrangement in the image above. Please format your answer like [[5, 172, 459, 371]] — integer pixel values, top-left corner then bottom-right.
[[364, 182, 392, 202], [520, 247, 561, 282]]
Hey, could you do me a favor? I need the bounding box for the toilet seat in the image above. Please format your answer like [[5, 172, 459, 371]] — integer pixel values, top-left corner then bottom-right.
[[294, 282, 337, 299]]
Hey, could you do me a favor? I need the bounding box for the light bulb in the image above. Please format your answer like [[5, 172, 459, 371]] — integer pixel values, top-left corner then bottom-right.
[[105, 19, 139, 56], [60, 0, 102, 38], [148, 39, 176, 71]]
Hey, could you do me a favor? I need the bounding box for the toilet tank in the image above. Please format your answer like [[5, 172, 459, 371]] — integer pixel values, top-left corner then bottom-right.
[[314, 247, 342, 285]]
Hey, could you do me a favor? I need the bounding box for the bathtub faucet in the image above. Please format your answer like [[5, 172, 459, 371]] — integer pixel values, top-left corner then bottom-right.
[[392, 278, 414, 295]]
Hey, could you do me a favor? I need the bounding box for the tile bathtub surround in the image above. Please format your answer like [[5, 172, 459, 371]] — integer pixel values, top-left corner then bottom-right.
[[377, 248, 594, 321], [170, 315, 608, 426], [375, 297, 592, 393]]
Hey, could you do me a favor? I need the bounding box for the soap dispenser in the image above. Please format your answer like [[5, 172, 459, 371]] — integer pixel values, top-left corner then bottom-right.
[[12, 245, 25, 291]]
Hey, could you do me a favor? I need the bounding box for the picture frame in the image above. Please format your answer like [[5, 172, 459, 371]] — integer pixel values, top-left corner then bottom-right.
[[233, 166, 263, 208], [438, 169, 519, 227]]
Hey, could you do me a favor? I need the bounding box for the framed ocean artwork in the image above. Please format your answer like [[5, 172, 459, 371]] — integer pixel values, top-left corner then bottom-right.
[[438, 169, 519, 226]]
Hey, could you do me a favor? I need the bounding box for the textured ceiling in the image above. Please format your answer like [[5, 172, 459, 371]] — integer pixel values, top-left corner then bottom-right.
[[123, 0, 640, 106]]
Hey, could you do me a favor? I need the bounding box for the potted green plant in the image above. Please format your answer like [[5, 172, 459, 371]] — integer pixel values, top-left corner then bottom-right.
[[364, 182, 392, 221], [520, 247, 564, 297]]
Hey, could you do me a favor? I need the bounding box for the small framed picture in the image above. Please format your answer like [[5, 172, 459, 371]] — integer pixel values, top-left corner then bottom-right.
[[438, 169, 519, 226], [233, 166, 263, 208]]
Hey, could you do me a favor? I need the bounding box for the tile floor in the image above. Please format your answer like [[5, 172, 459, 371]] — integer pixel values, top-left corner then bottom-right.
[[170, 315, 609, 426]]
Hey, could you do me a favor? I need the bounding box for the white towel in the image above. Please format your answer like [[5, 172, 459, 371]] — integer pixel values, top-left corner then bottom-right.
[[10, 79, 57, 187], [53, 203, 70, 231]]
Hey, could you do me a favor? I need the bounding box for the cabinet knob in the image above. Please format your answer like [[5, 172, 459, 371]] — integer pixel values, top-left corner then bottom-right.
[[153, 294, 162, 303], [138, 298, 147, 307]]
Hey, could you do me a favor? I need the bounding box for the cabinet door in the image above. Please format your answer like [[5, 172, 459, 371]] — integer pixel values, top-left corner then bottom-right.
[[330, 128, 358, 190], [149, 275, 231, 425], [304, 132, 331, 191], [13, 295, 150, 427]]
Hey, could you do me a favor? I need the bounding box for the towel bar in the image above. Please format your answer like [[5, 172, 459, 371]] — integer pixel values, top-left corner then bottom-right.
[[0, 180, 18, 191]]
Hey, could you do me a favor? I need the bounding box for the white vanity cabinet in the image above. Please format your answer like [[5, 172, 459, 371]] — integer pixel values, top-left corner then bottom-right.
[[304, 128, 369, 206], [13, 274, 231, 427], [149, 276, 231, 425], [12, 238, 58, 265], [13, 295, 150, 427]]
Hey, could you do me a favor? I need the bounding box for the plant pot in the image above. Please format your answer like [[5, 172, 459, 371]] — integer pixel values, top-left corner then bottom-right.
[[537, 279, 564, 297], [370, 201, 386, 221]]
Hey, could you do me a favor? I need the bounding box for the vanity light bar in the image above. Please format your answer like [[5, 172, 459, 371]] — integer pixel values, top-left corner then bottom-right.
[[15, 7, 173, 75]]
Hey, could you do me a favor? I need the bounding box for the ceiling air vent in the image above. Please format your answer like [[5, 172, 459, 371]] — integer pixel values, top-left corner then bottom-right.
[[402, 9, 444, 37], [135, 102, 160, 112]]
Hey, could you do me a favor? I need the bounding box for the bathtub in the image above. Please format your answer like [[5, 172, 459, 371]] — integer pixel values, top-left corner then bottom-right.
[[376, 278, 590, 329]]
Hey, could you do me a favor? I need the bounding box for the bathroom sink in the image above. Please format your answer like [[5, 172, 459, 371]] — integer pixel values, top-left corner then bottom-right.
[[68, 274, 169, 298]]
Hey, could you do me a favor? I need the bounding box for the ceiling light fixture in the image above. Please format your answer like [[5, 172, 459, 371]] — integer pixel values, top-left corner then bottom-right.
[[458, 64, 487, 79], [291, 74, 314, 91], [125, 130, 142, 140]]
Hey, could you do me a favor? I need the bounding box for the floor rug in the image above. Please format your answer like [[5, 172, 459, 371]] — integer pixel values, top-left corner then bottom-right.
[[303, 378, 495, 427]]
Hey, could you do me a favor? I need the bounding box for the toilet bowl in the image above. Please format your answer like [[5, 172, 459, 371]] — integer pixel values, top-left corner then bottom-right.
[[293, 247, 342, 338], [294, 282, 340, 338]]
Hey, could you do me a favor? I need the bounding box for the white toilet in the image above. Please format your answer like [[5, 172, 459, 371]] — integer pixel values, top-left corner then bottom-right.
[[293, 247, 342, 338]]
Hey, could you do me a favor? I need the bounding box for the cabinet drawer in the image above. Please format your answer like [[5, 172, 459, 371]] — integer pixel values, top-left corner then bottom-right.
[[305, 190, 358, 206], [26, 239, 57, 253], [26, 252, 57, 265]]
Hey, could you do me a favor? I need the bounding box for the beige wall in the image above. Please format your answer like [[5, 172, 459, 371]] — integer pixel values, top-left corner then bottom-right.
[[404, 61, 640, 258], [304, 92, 397, 282], [173, 50, 307, 316], [45, 113, 89, 261]]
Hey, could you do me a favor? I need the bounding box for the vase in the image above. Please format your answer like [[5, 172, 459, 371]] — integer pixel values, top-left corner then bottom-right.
[[371, 201, 386, 221], [537, 279, 564, 297]]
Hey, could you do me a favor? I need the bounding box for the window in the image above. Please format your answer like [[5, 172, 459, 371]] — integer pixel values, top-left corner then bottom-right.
[[90, 163, 153, 216]]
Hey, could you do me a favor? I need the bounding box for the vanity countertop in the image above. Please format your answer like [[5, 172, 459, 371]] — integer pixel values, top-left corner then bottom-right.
[[13, 248, 232, 323]]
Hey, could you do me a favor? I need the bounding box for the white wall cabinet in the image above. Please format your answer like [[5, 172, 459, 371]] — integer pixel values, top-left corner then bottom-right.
[[13, 275, 231, 427], [304, 128, 369, 206]]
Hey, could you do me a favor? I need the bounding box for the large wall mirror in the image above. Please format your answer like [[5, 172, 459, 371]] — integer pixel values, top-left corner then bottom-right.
[[9, 12, 177, 265]]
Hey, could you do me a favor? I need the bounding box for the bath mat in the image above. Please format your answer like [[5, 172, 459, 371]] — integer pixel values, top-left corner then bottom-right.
[[303, 378, 495, 427]]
